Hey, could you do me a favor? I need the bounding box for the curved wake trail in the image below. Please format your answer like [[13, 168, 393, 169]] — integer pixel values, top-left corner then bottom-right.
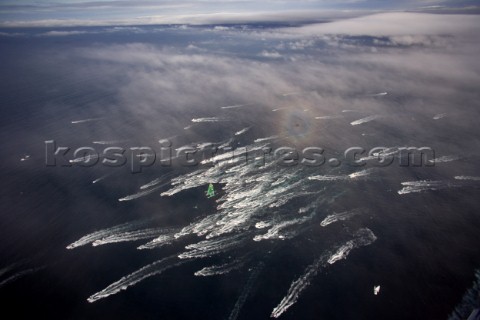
[[365, 92, 388, 97], [271, 228, 376, 318], [194, 257, 247, 277], [320, 208, 363, 227], [69, 154, 101, 164], [327, 229, 377, 264], [398, 180, 449, 195], [92, 173, 111, 184], [428, 155, 461, 164], [228, 262, 265, 320], [140, 178, 162, 190], [271, 253, 329, 318], [455, 176, 480, 181], [87, 255, 185, 303], [397, 178, 476, 194], [315, 115, 342, 120], [92, 228, 173, 247], [235, 127, 251, 136], [0, 264, 16, 278], [254, 135, 278, 143], [71, 117, 104, 124], [253, 213, 314, 242], [137, 229, 179, 250], [0, 267, 42, 289], [192, 117, 228, 123], [140, 173, 175, 190], [309, 169, 373, 182], [221, 103, 253, 109], [178, 233, 250, 259], [118, 181, 170, 201], [92, 140, 129, 145], [433, 113, 447, 120], [66, 220, 151, 249], [350, 115, 382, 126]]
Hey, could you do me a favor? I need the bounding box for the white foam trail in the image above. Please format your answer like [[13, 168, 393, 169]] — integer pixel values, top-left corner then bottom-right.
[[200, 144, 267, 165], [366, 92, 388, 97], [140, 173, 174, 190], [92, 174, 111, 184], [433, 113, 447, 120], [195, 258, 246, 277], [350, 115, 382, 126], [140, 178, 161, 190], [271, 253, 329, 318], [0, 268, 39, 288], [320, 208, 363, 227], [179, 233, 248, 259], [174, 213, 224, 239], [398, 178, 474, 194], [71, 117, 104, 124], [359, 148, 399, 162], [196, 142, 215, 150], [454, 176, 480, 181], [228, 263, 264, 320], [192, 117, 228, 123], [119, 187, 160, 201], [348, 168, 374, 179], [92, 228, 171, 247], [137, 229, 179, 250], [253, 214, 313, 241], [218, 138, 234, 150], [428, 155, 461, 163], [87, 255, 184, 303], [298, 201, 318, 214], [272, 228, 376, 318], [158, 136, 178, 144], [328, 229, 376, 264], [221, 103, 253, 109], [328, 245, 354, 264], [281, 92, 300, 97], [272, 108, 286, 112], [254, 135, 278, 143], [177, 139, 233, 152], [0, 264, 15, 278], [119, 182, 170, 201], [235, 127, 251, 136], [315, 115, 342, 120], [255, 221, 271, 229], [93, 140, 128, 145], [160, 169, 211, 197], [308, 175, 347, 181], [309, 169, 373, 182], [69, 154, 100, 163], [397, 180, 447, 195], [66, 220, 150, 249]]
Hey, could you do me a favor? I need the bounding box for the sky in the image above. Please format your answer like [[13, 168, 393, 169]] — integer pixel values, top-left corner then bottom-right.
[[0, 0, 479, 27]]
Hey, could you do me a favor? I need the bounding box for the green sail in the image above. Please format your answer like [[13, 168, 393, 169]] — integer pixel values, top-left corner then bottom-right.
[[206, 183, 215, 198]]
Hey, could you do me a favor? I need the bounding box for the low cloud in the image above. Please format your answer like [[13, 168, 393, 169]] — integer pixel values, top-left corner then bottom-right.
[[38, 30, 91, 37], [42, 12, 474, 158]]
